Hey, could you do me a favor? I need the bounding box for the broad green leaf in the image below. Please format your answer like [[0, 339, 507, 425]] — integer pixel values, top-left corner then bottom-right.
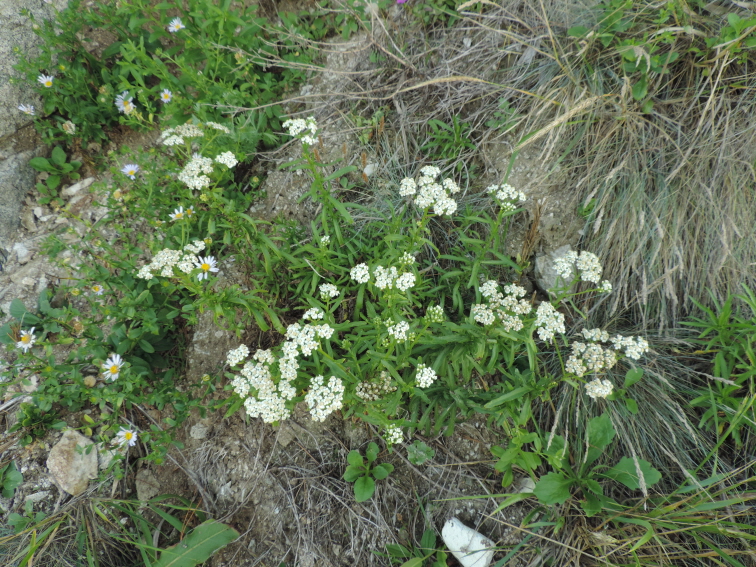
[[347, 450, 364, 468], [585, 413, 615, 468], [365, 442, 379, 463], [533, 472, 573, 505], [343, 466, 363, 482], [354, 476, 375, 502], [624, 368, 643, 388], [605, 457, 661, 490], [10, 299, 41, 324], [153, 520, 238, 567], [399, 558, 425, 567], [51, 146, 67, 166], [28, 157, 53, 173], [1, 462, 23, 498], [372, 464, 391, 480]]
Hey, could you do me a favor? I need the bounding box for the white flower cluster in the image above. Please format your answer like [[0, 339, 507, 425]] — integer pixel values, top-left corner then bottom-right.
[[565, 328, 648, 383], [179, 153, 214, 190], [471, 280, 532, 332], [305, 375, 345, 421], [355, 371, 396, 402], [358, 264, 416, 292], [319, 283, 340, 300], [415, 363, 438, 388], [486, 183, 526, 212], [227, 344, 250, 367], [136, 246, 213, 280], [184, 240, 206, 254], [535, 302, 566, 342], [399, 166, 460, 216], [585, 378, 614, 400], [350, 263, 370, 284], [283, 116, 318, 145], [400, 252, 415, 265], [231, 316, 335, 423], [565, 342, 617, 377], [610, 335, 649, 360], [554, 250, 607, 286], [159, 122, 205, 146], [303, 307, 324, 320], [425, 304, 444, 323], [387, 321, 410, 341], [384, 423, 404, 446], [205, 121, 230, 133], [214, 151, 238, 168]]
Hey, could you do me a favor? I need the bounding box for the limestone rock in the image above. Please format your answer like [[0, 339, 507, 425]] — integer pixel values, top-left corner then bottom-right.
[[441, 517, 495, 567], [534, 244, 574, 296], [136, 467, 160, 502], [46, 430, 98, 496]]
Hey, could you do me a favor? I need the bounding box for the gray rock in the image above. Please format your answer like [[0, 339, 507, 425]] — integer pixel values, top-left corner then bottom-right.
[[0, 149, 35, 244], [46, 430, 98, 496], [136, 468, 160, 502], [534, 244, 574, 296], [61, 177, 95, 197], [12, 241, 30, 263], [189, 422, 211, 440], [25, 490, 51, 503]]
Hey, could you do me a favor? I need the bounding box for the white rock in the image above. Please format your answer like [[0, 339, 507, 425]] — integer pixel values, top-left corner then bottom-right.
[[25, 491, 50, 503], [363, 163, 377, 177], [33, 207, 43, 218], [12, 242, 31, 264], [441, 518, 495, 567], [46, 430, 98, 496], [189, 422, 210, 440], [61, 177, 95, 197]]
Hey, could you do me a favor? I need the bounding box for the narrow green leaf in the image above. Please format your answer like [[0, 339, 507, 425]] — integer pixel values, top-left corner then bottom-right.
[[153, 520, 238, 567]]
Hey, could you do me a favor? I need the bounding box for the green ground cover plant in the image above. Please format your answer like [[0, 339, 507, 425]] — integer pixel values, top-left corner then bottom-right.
[[3, 0, 756, 564]]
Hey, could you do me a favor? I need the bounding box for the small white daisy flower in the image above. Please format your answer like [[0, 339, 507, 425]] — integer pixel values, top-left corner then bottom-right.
[[61, 120, 76, 135], [114, 91, 135, 114], [37, 74, 54, 88], [18, 104, 35, 115], [102, 353, 124, 381], [91, 283, 104, 295], [195, 256, 219, 280], [115, 427, 138, 447], [169, 206, 185, 221], [121, 164, 139, 179], [159, 88, 172, 103], [167, 17, 185, 32], [17, 328, 36, 352], [185, 205, 195, 218]]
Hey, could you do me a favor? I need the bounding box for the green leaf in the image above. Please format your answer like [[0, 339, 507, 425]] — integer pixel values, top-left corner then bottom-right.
[[623, 368, 643, 388], [365, 442, 379, 463], [585, 413, 615, 468], [51, 147, 67, 166], [2, 462, 23, 499], [372, 463, 393, 480], [582, 493, 602, 517], [46, 175, 61, 191], [632, 76, 648, 101], [625, 398, 639, 415], [483, 386, 531, 409], [533, 472, 573, 505], [10, 299, 41, 324], [353, 476, 375, 502], [342, 466, 363, 482], [398, 558, 425, 567], [604, 457, 661, 490], [153, 520, 238, 567], [28, 157, 53, 172], [139, 339, 155, 353], [568, 25, 589, 37], [347, 450, 364, 468]]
